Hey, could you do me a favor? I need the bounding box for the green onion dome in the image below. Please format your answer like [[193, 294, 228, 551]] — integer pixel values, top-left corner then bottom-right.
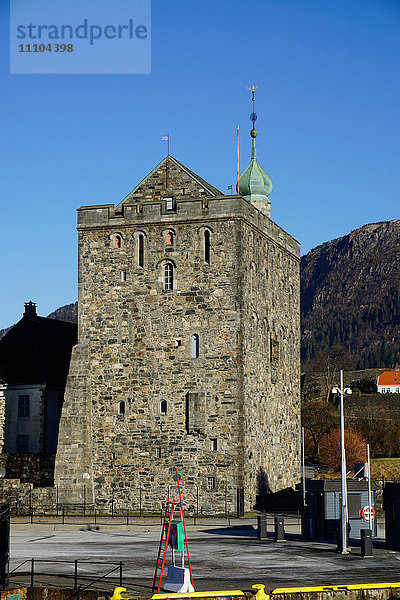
[[238, 130, 273, 209]]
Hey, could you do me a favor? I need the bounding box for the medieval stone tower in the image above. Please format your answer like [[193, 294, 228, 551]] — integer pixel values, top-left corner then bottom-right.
[[55, 118, 301, 513]]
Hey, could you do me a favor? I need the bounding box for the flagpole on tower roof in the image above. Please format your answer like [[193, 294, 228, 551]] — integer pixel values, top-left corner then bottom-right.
[[161, 134, 170, 156]]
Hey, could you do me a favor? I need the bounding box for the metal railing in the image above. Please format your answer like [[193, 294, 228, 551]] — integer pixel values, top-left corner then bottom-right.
[[10, 558, 124, 590]]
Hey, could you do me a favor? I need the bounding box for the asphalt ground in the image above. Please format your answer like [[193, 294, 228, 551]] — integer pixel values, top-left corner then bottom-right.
[[8, 517, 400, 596]]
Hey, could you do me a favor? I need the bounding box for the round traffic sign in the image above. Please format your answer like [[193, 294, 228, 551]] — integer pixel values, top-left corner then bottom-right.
[[361, 505, 375, 520]]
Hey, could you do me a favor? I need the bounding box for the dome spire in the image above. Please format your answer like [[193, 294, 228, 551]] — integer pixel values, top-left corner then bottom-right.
[[238, 86, 273, 217]]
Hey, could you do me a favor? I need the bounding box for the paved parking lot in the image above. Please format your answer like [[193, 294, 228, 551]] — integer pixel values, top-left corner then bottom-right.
[[9, 519, 400, 595]]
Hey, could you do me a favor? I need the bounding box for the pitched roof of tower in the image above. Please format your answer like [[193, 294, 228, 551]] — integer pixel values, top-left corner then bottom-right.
[[117, 155, 223, 207]]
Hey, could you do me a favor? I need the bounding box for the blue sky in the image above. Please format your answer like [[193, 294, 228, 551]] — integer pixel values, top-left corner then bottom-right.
[[1, 0, 399, 329]]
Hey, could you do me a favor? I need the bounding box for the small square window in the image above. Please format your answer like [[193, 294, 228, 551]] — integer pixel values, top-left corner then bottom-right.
[[207, 476, 215, 490]]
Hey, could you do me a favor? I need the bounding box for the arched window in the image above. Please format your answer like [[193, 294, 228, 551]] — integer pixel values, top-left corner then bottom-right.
[[204, 230, 210, 264], [138, 234, 144, 267], [164, 263, 173, 290], [191, 334, 199, 358], [115, 235, 122, 249], [117, 401, 125, 416], [160, 400, 167, 415], [166, 231, 174, 246]]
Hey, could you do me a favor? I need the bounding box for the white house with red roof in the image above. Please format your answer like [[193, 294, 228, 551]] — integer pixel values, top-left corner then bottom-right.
[[377, 371, 400, 394]]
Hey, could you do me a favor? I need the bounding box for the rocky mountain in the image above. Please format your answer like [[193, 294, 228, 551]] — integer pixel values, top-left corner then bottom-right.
[[301, 220, 400, 371], [47, 302, 78, 324]]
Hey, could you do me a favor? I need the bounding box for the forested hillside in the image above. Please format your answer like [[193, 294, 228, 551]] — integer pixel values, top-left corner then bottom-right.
[[301, 220, 400, 371]]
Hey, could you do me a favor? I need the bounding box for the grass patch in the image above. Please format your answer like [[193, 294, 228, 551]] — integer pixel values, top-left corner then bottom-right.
[[371, 458, 400, 480]]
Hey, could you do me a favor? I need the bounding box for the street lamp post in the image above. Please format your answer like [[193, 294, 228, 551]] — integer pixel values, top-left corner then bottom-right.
[[332, 369, 352, 554]]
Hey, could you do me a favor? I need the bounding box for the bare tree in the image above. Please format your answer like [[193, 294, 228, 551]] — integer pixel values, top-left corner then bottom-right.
[[319, 426, 367, 472]]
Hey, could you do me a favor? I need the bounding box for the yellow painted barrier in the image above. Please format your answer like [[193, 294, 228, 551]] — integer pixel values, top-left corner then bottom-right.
[[112, 581, 400, 600], [152, 591, 246, 599], [271, 583, 400, 594], [112, 585, 247, 600]]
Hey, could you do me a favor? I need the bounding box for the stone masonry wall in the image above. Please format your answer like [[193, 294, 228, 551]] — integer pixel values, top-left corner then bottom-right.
[[241, 220, 301, 501], [55, 160, 300, 512], [0, 453, 55, 486]]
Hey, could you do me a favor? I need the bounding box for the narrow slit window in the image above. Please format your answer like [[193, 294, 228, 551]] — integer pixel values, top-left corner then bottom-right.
[[210, 439, 218, 451], [156, 448, 162, 458], [160, 400, 167, 414], [191, 334, 199, 358], [138, 234, 144, 267], [164, 263, 173, 290], [117, 401, 125, 416], [121, 270, 126, 282], [204, 230, 210, 264]]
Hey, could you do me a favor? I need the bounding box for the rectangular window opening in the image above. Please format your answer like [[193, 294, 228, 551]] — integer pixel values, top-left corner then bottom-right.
[[17, 434, 29, 453], [18, 395, 30, 417], [210, 438, 218, 451], [348, 493, 362, 519], [207, 476, 216, 490], [165, 197, 175, 211]]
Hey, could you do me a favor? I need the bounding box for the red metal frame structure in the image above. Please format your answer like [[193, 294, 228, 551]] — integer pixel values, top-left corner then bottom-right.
[[152, 499, 175, 592]]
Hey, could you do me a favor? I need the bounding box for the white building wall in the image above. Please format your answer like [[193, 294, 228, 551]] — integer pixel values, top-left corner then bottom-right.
[[3, 385, 45, 453], [378, 385, 400, 394]]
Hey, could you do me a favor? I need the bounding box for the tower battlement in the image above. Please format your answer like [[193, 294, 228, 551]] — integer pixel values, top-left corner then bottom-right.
[[77, 194, 299, 258]]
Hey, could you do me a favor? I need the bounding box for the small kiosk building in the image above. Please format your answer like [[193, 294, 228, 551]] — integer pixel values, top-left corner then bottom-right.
[[302, 479, 377, 540]]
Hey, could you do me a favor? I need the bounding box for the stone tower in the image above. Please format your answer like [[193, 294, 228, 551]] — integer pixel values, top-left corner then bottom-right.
[[55, 124, 301, 512]]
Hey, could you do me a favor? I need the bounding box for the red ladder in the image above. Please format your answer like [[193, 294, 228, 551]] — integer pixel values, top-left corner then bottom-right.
[[152, 499, 175, 592]]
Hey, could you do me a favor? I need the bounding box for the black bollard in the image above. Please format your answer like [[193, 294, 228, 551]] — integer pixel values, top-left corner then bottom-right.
[[274, 516, 285, 541], [361, 528, 373, 557], [257, 513, 267, 540]]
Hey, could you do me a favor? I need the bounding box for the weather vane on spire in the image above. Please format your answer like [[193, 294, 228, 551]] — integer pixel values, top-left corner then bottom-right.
[[247, 85, 258, 137]]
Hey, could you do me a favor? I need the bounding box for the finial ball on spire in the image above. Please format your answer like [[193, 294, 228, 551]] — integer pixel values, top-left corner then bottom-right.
[[251, 129, 257, 138]]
